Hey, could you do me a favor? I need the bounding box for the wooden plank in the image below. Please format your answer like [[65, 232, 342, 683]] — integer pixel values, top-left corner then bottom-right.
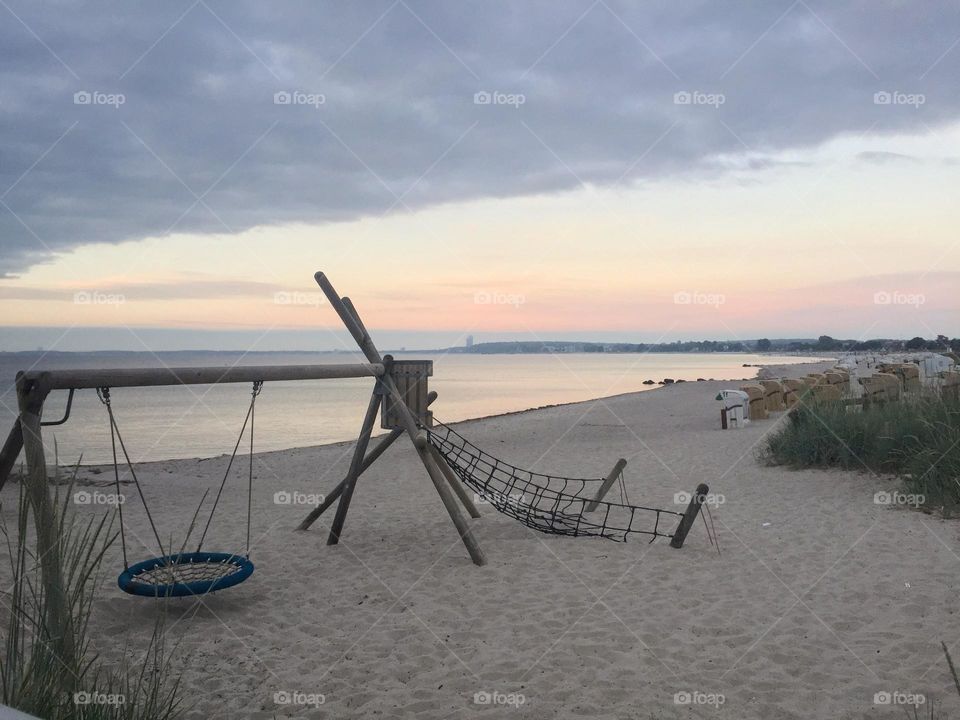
[[381, 360, 433, 429]]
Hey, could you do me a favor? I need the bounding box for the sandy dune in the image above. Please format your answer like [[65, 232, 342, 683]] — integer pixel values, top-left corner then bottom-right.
[[5, 360, 960, 719]]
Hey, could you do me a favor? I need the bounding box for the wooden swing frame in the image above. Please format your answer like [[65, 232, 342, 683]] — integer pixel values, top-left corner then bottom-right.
[[0, 272, 485, 581]]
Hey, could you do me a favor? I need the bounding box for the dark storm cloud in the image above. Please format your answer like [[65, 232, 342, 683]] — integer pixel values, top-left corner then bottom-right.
[[1, 0, 958, 274]]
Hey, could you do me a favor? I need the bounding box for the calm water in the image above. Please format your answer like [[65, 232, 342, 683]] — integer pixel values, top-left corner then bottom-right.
[[0, 351, 816, 465]]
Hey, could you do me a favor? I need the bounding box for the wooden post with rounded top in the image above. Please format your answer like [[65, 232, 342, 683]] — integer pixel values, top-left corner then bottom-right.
[[15, 372, 76, 679]]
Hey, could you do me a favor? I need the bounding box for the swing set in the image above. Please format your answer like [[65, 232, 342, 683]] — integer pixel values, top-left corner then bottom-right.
[[0, 271, 709, 601], [99, 382, 260, 597]]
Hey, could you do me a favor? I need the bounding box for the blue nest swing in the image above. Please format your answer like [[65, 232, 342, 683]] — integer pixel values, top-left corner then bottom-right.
[[118, 552, 254, 598], [98, 382, 262, 598]]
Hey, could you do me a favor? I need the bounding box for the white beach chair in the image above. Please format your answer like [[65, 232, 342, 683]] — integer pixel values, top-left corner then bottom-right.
[[717, 389, 750, 428]]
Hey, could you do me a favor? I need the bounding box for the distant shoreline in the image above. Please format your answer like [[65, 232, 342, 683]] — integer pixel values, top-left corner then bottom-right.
[[54, 357, 833, 469]]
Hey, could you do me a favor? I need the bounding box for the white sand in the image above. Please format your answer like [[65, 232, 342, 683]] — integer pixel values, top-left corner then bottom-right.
[[5, 359, 960, 719]]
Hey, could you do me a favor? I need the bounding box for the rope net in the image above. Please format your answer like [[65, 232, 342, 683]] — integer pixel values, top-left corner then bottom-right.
[[132, 557, 246, 587], [426, 421, 683, 542]]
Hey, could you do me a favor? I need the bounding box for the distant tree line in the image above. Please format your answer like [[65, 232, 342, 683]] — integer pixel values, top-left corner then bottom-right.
[[452, 340, 751, 354], [755, 334, 960, 353], [453, 335, 960, 354]]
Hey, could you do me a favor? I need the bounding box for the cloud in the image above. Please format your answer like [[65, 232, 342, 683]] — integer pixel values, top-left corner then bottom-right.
[[0, 279, 287, 301], [1, 0, 959, 274], [855, 150, 919, 164]]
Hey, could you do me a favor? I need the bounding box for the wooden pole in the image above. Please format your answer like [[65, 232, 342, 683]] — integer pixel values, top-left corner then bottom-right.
[[326, 389, 382, 545], [18, 362, 383, 390], [428, 444, 482, 519], [299, 427, 401, 530], [670, 483, 709, 549], [315, 274, 381, 364], [0, 418, 23, 491], [584, 458, 628, 512], [15, 373, 76, 675], [416, 444, 486, 565], [314, 272, 486, 565], [375, 357, 485, 565], [298, 391, 438, 530]]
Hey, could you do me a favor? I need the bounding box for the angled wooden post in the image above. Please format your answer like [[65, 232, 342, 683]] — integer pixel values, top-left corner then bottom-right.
[[297, 428, 402, 530], [409, 429, 486, 565], [378, 354, 486, 565], [428, 443, 482, 518], [314, 272, 486, 565], [299, 391, 438, 530], [584, 458, 627, 512], [670, 483, 709, 548], [0, 417, 23, 492], [326, 388, 382, 545]]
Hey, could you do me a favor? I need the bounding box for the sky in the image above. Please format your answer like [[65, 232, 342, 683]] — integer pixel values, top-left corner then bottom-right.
[[1, 1, 958, 351]]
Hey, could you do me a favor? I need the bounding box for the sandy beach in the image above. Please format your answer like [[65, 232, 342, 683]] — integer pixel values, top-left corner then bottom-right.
[[6, 359, 959, 719]]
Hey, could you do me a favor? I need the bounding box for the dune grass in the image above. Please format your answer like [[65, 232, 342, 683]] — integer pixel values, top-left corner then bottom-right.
[[0, 468, 183, 719], [762, 394, 960, 509]]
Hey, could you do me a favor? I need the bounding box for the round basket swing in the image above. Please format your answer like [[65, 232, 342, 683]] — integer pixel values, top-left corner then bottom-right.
[[97, 382, 262, 598]]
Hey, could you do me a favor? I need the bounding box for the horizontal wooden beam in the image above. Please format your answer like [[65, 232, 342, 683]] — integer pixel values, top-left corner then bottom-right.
[[18, 363, 384, 391]]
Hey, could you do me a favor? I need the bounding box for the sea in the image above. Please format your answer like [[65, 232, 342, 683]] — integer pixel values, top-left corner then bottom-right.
[[0, 351, 818, 465]]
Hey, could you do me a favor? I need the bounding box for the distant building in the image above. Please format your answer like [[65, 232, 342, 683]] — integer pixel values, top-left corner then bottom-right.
[[466, 335, 474, 348]]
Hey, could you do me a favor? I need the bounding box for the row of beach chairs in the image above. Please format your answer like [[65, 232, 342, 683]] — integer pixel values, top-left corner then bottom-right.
[[720, 358, 960, 428], [736, 369, 852, 422]]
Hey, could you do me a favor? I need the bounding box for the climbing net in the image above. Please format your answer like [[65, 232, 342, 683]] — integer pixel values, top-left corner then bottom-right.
[[426, 421, 683, 542]]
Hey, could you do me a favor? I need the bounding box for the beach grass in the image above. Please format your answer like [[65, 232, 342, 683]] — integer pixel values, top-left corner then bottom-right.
[[762, 394, 960, 509], [0, 467, 183, 720]]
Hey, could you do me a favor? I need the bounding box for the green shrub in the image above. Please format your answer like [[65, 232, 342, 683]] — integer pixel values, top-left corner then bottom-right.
[[0, 474, 183, 719], [763, 395, 960, 508]]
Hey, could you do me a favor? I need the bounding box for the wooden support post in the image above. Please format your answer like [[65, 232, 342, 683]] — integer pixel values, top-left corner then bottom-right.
[[15, 373, 76, 676], [314, 271, 486, 566], [327, 389, 382, 545], [584, 458, 628, 512], [670, 483, 709, 549], [298, 427, 401, 530], [0, 418, 24, 491], [376, 358, 485, 565], [428, 444, 481, 519], [416, 443, 486, 565], [298, 391, 438, 531]]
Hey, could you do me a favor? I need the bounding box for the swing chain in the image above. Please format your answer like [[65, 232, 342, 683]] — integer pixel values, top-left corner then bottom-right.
[[96, 386, 111, 406], [252, 380, 263, 398]]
